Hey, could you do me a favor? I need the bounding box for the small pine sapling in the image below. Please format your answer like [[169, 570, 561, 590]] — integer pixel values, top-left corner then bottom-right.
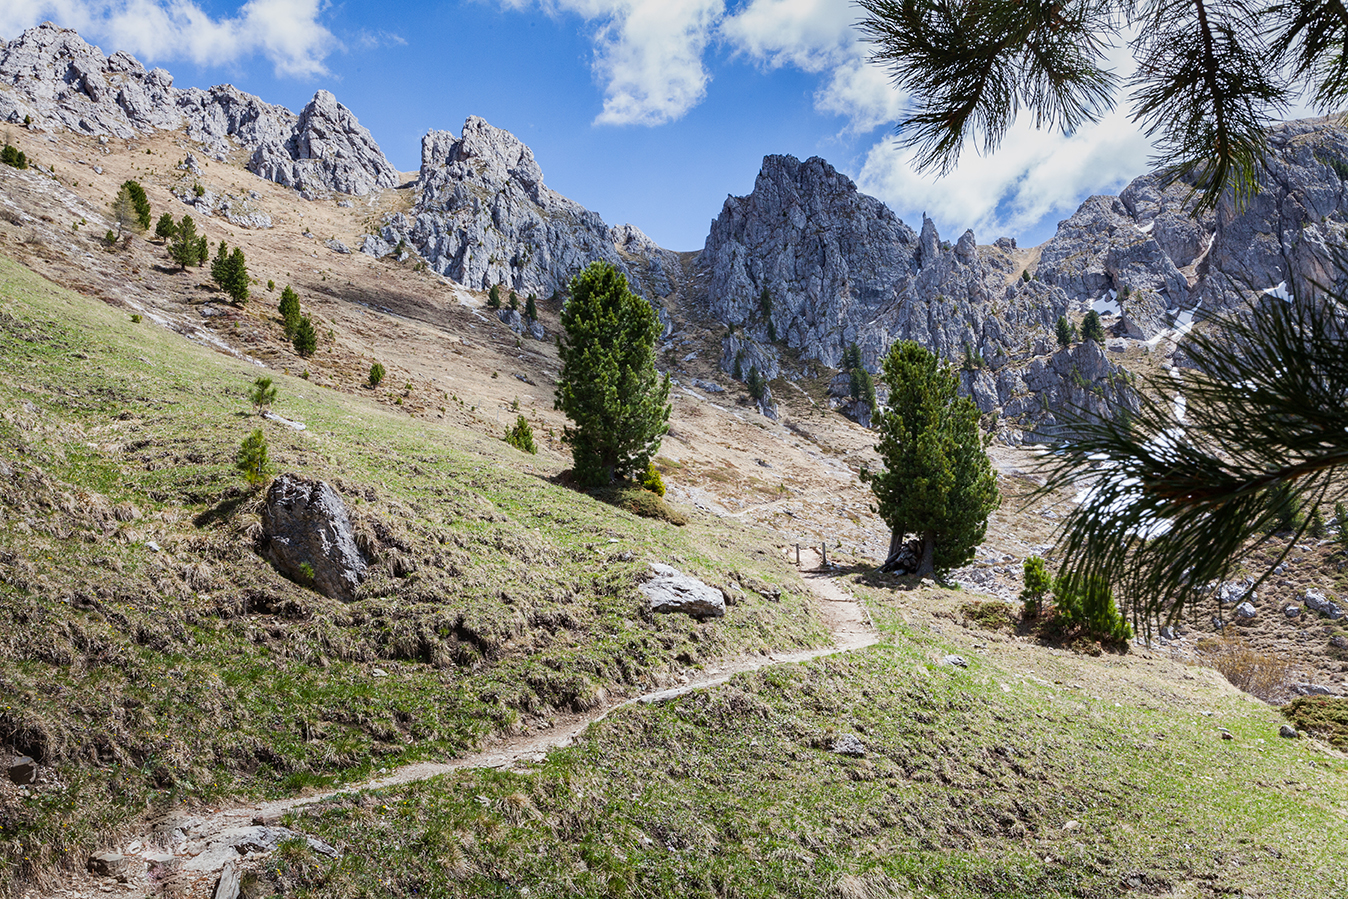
[[642, 462, 666, 496], [237, 429, 270, 488], [368, 362, 385, 387], [1020, 555, 1051, 619], [525, 293, 538, 320], [487, 284, 502, 309], [249, 376, 278, 415], [505, 415, 537, 454]]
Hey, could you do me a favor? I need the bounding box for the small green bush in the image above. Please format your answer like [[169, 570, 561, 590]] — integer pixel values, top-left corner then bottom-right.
[[368, 362, 386, 388], [505, 415, 537, 454], [236, 429, 270, 488], [193, 182, 205, 197], [594, 486, 687, 525], [1284, 696, 1348, 750], [1051, 572, 1132, 643], [1020, 555, 1050, 619], [1, 144, 28, 169], [642, 462, 666, 496]]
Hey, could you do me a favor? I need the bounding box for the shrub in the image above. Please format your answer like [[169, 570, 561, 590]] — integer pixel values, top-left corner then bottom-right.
[[593, 486, 687, 525], [505, 415, 537, 454], [1051, 572, 1132, 643], [1021, 269, 1032, 282], [1020, 555, 1050, 619], [267, 280, 275, 292], [368, 362, 386, 388], [193, 182, 205, 197], [642, 462, 666, 496], [487, 285, 501, 309], [1, 144, 28, 169], [236, 429, 270, 488], [1200, 634, 1295, 703], [154, 213, 178, 241], [249, 376, 278, 414], [278, 286, 301, 338], [104, 229, 117, 246], [292, 316, 317, 358]]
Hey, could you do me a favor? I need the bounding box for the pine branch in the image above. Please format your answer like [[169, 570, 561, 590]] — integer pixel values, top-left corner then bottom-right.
[[1036, 281, 1348, 627]]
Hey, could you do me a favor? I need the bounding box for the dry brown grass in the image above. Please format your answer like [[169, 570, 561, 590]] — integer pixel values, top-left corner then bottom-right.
[[1196, 634, 1299, 703]]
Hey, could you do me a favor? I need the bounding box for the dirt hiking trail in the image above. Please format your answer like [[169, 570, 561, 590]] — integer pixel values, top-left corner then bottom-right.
[[38, 565, 877, 899]]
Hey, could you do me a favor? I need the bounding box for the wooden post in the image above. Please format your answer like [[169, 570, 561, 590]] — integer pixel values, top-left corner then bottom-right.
[[821, 542, 827, 568], [795, 543, 800, 566]]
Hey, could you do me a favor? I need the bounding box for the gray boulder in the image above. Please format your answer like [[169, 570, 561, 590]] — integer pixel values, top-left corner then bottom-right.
[[259, 474, 368, 602], [639, 563, 726, 619], [1235, 601, 1257, 619], [831, 733, 866, 757], [360, 234, 393, 258], [1301, 589, 1344, 619], [87, 852, 128, 879], [1279, 724, 1299, 739]]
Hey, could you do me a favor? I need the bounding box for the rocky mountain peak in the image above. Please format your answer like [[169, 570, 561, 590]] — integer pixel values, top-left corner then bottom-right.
[[0, 24, 397, 197], [379, 116, 667, 301]]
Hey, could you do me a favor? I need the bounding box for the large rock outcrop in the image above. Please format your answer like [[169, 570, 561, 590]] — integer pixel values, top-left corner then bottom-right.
[[373, 117, 671, 300], [259, 474, 368, 602], [0, 23, 398, 196]]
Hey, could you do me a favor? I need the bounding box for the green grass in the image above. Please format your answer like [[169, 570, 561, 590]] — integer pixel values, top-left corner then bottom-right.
[[0, 254, 828, 892], [280, 626, 1348, 897]]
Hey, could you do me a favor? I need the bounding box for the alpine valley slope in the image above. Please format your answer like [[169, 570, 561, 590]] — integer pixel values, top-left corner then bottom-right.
[[1, 21, 1348, 899]]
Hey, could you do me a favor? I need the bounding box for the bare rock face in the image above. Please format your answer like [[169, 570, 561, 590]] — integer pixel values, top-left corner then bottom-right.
[[259, 474, 367, 602], [381, 117, 670, 302], [0, 25, 397, 196], [248, 90, 399, 196]]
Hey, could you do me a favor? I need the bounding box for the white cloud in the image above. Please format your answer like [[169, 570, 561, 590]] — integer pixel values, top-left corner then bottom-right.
[[719, 0, 853, 72], [500, 0, 723, 126], [856, 107, 1153, 241], [0, 0, 337, 78]]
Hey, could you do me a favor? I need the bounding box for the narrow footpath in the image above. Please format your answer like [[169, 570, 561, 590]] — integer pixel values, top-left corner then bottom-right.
[[39, 564, 878, 899]]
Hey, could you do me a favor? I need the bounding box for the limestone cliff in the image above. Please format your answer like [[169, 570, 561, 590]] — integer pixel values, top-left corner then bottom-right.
[[0, 23, 398, 196]]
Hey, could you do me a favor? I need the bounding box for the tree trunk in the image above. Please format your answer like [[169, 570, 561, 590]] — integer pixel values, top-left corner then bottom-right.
[[881, 528, 907, 571], [915, 530, 936, 578]]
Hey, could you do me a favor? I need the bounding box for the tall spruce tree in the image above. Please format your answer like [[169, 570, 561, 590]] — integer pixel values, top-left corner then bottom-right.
[[167, 215, 203, 270], [555, 261, 670, 488], [1081, 309, 1106, 343], [863, 341, 999, 576], [278, 285, 301, 338]]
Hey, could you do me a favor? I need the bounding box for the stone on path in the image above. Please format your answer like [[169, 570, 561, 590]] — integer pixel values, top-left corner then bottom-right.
[[639, 563, 725, 619]]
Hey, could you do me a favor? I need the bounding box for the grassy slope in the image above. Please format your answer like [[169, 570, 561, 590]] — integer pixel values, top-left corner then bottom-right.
[[273, 587, 1348, 899], [0, 254, 827, 890]]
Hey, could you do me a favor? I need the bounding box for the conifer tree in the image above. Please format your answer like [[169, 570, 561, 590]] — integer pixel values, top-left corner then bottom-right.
[[525, 293, 538, 321], [863, 341, 999, 576], [119, 180, 152, 230], [487, 284, 502, 309], [1081, 309, 1105, 343], [1056, 315, 1077, 348], [168, 215, 204, 270], [110, 184, 145, 240], [278, 286, 301, 338], [292, 316, 317, 358], [555, 261, 670, 487], [154, 212, 177, 241], [237, 429, 270, 489]]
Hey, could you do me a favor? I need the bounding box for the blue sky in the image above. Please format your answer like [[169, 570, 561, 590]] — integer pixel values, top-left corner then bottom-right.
[[3, 0, 1157, 252]]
